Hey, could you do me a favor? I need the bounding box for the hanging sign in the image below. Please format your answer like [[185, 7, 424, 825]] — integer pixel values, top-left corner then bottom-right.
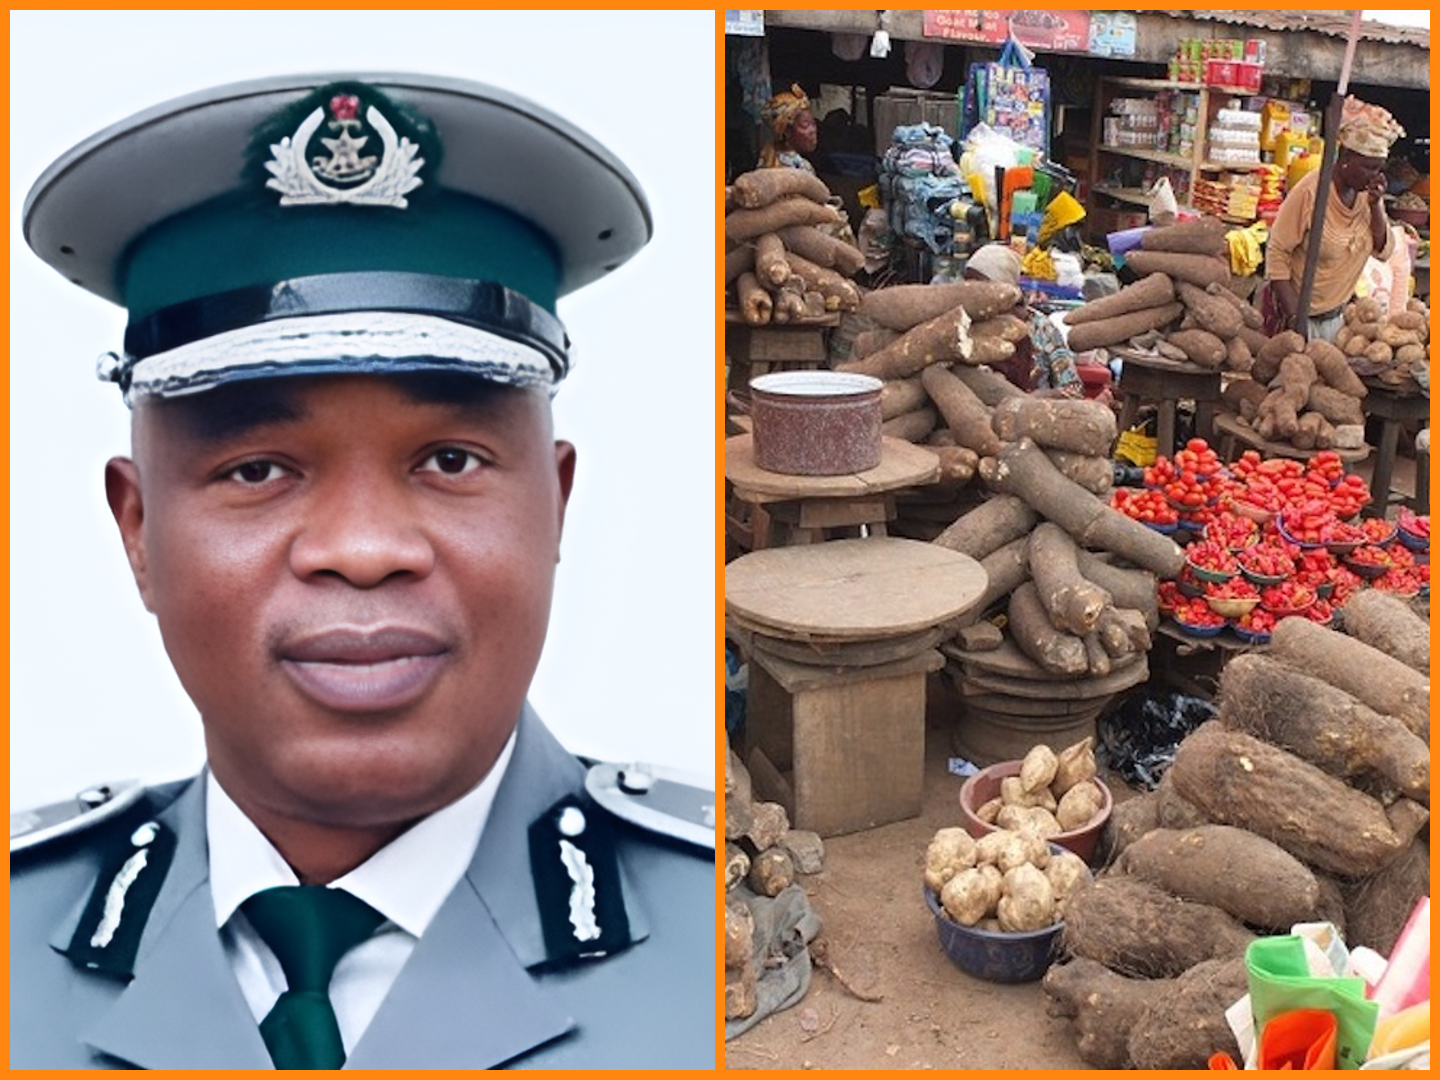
[[1088, 12, 1137, 58], [923, 11, 1091, 54], [724, 10, 764, 37]]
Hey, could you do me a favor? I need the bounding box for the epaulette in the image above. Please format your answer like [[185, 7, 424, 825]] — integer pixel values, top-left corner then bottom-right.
[[10, 780, 146, 855], [584, 762, 714, 851]]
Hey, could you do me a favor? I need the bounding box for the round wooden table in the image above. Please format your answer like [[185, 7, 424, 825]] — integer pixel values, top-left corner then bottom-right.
[[725, 434, 939, 549], [726, 538, 987, 837]]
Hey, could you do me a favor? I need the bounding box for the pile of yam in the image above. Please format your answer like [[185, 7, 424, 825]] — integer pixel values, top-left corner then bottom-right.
[[724, 749, 825, 1021], [917, 388, 1172, 678], [724, 169, 862, 325], [1237, 331, 1369, 450], [1337, 295, 1429, 390], [1047, 615, 1430, 1068]]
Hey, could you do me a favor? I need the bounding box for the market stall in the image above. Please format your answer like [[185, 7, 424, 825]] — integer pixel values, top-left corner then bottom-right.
[[723, 10, 1428, 1071]]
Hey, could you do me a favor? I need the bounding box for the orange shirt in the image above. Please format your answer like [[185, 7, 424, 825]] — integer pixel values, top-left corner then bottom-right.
[[1264, 169, 1394, 314]]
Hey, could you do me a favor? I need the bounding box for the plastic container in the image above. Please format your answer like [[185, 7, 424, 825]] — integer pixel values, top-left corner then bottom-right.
[[750, 371, 883, 476], [923, 886, 1065, 983], [958, 761, 1111, 863]]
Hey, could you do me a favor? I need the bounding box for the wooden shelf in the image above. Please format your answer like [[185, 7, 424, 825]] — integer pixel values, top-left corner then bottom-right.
[[1098, 145, 1194, 169], [1092, 184, 1153, 207], [1199, 160, 1273, 172]]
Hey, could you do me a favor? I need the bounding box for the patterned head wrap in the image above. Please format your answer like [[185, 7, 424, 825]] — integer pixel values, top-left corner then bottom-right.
[[762, 84, 811, 141], [1338, 96, 1404, 158]]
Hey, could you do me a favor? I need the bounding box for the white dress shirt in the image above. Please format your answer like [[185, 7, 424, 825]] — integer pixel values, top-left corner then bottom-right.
[[206, 731, 516, 1053]]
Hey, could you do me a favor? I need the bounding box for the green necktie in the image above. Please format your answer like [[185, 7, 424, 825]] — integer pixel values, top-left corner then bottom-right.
[[240, 885, 385, 1070]]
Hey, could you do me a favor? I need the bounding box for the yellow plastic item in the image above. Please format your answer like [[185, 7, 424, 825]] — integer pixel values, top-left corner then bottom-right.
[[1287, 141, 1324, 189], [1369, 1001, 1429, 1058], [858, 183, 881, 210], [1275, 130, 1309, 169], [1115, 428, 1157, 467], [1037, 190, 1085, 246], [1226, 221, 1269, 277], [1020, 246, 1056, 281]]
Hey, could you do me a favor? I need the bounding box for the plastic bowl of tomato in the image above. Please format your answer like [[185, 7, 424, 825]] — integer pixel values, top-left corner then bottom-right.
[[1185, 541, 1239, 584], [1275, 517, 1326, 551], [1237, 543, 1294, 587], [1359, 518, 1398, 547], [1343, 546, 1393, 581], [1260, 582, 1316, 617], [1172, 611, 1226, 638], [1395, 510, 1429, 552]]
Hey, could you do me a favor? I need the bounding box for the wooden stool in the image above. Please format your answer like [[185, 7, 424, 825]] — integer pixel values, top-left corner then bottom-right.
[[725, 434, 939, 550], [1113, 351, 1223, 460], [1360, 381, 1430, 518], [726, 539, 986, 836], [724, 315, 837, 394]]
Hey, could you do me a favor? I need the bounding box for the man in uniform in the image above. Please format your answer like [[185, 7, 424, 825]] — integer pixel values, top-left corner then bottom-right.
[[12, 74, 714, 1070]]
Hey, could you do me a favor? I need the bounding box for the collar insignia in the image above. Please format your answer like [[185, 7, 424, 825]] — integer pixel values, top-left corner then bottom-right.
[[265, 92, 424, 208]]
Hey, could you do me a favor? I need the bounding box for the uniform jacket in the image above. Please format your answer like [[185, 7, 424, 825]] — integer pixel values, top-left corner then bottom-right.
[[11, 705, 715, 1069]]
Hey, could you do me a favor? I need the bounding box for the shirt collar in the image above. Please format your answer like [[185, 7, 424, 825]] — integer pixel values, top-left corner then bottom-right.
[[207, 730, 516, 938]]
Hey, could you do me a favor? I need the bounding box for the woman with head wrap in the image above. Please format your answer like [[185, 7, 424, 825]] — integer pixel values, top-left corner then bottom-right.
[[965, 244, 1084, 399], [1263, 96, 1403, 341], [759, 84, 819, 172]]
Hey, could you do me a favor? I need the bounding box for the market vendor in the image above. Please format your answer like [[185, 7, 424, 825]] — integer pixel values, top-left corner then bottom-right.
[[1262, 96, 1403, 341], [965, 244, 1085, 399], [758, 83, 819, 172]]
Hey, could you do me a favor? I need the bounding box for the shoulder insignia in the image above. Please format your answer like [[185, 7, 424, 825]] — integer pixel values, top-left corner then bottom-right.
[[62, 817, 177, 980], [585, 762, 715, 851], [528, 795, 632, 966], [10, 779, 146, 854]]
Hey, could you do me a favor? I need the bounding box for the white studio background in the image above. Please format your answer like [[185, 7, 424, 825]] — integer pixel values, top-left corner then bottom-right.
[[9, 11, 717, 811]]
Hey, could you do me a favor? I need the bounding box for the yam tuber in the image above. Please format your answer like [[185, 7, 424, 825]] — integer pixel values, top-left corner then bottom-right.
[[775, 224, 865, 276], [1138, 217, 1227, 257], [1206, 281, 1264, 329], [1164, 328, 1227, 370], [730, 167, 831, 209], [921, 364, 1002, 457], [1062, 875, 1255, 978], [880, 376, 927, 420], [836, 306, 971, 380], [1306, 383, 1365, 425], [1008, 580, 1088, 676], [933, 445, 980, 486], [880, 406, 937, 443], [933, 494, 1037, 560], [951, 362, 1025, 405], [1074, 551, 1159, 630], [1123, 250, 1230, 289], [1126, 958, 1248, 1071], [1340, 591, 1430, 675], [1044, 450, 1113, 495], [859, 281, 1021, 330], [1027, 522, 1112, 636], [1116, 825, 1321, 930], [1253, 330, 1305, 384], [1268, 616, 1429, 739], [723, 244, 754, 286], [852, 327, 900, 360], [991, 397, 1118, 457], [725, 196, 841, 243], [1169, 722, 1430, 878], [1064, 302, 1184, 352], [980, 439, 1186, 577], [784, 251, 860, 312], [1063, 273, 1174, 326], [752, 232, 789, 287], [735, 271, 772, 326], [1175, 281, 1243, 339], [1305, 337, 1368, 397], [1043, 957, 1157, 1069]]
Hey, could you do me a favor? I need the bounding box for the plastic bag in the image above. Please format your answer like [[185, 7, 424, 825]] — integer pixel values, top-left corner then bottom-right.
[[1097, 690, 1216, 789], [1246, 935, 1378, 1070]]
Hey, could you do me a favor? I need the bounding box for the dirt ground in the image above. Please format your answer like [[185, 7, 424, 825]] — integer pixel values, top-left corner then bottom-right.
[[724, 691, 1134, 1071]]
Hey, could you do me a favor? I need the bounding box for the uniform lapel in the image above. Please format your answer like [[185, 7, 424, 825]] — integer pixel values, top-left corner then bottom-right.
[[76, 776, 273, 1069]]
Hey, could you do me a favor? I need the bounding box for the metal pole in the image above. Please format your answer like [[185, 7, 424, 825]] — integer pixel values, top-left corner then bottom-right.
[[1294, 11, 1364, 340]]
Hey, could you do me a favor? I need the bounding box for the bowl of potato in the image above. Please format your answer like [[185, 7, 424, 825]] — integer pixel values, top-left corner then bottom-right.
[[957, 740, 1112, 864], [922, 832, 1091, 983]]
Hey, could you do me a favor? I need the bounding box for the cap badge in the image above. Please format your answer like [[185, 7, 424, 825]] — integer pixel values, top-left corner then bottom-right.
[[265, 92, 424, 208]]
